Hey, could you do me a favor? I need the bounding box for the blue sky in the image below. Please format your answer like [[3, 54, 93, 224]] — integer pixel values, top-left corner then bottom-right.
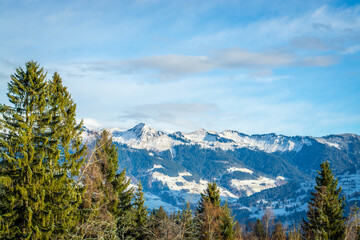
[[0, 0, 359, 136]]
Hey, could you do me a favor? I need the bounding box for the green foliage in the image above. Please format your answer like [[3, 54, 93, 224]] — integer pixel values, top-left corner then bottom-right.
[[220, 202, 235, 240], [302, 161, 345, 239], [78, 130, 132, 239], [116, 171, 135, 240], [148, 206, 170, 239], [254, 219, 265, 240], [197, 182, 221, 214], [132, 181, 148, 240], [271, 221, 286, 240], [0, 61, 85, 239], [92, 131, 135, 240], [115, 166, 135, 240], [179, 203, 197, 240], [195, 182, 237, 240]]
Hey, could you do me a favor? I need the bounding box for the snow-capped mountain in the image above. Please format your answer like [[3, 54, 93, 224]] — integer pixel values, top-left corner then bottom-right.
[[82, 123, 360, 221], [104, 122, 354, 154]]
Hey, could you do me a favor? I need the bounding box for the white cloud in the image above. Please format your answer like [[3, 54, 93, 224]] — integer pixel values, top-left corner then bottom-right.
[[213, 48, 295, 68], [83, 118, 102, 130], [67, 48, 338, 80], [341, 45, 360, 54], [127, 55, 214, 75], [290, 37, 337, 51], [179, 4, 360, 55], [300, 55, 338, 67]]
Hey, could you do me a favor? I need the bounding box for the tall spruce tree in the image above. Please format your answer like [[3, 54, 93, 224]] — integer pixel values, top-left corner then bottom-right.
[[92, 130, 133, 221], [197, 182, 221, 214], [114, 154, 134, 239], [132, 181, 148, 240], [79, 130, 131, 239], [196, 182, 237, 240], [302, 161, 345, 240], [271, 221, 286, 240], [220, 202, 235, 240], [254, 219, 265, 240], [47, 71, 86, 239], [179, 203, 196, 240], [0, 62, 85, 239]]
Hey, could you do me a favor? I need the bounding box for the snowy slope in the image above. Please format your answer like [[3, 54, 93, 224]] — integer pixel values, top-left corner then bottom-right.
[[101, 123, 355, 154], [82, 123, 360, 216], [236, 171, 360, 224]]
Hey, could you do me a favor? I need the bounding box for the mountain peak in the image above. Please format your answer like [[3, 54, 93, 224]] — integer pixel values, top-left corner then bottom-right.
[[132, 122, 148, 131], [127, 122, 163, 140]]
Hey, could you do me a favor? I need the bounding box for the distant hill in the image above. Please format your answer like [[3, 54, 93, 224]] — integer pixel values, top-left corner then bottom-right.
[[82, 123, 360, 223]]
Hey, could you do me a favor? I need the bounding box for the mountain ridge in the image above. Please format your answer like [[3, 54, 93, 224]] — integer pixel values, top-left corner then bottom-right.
[[82, 123, 360, 223], [89, 122, 358, 154]]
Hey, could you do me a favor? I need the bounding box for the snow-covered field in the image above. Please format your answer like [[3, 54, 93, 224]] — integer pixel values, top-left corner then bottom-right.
[[227, 167, 254, 174], [231, 176, 281, 196], [240, 171, 360, 224], [151, 171, 238, 199]]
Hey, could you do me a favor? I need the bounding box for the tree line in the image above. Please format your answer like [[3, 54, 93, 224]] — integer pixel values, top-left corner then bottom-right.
[[0, 61, 359, 239]]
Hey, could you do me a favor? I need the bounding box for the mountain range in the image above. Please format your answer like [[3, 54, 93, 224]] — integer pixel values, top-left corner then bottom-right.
[[82, 123, 360, 224]]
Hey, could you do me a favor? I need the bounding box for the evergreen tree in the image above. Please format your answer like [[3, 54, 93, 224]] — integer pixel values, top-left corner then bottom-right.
[[197, 182, 221, 214], [179, 203, 196, 240], [132, 181, 148, 240], [220, 202, 235, 240], [0, 62, 85, 239], [47, 71, 86, 239], [92, 130, 134, 240], [79, 130, 130, 239], [115, 165, 134, 240], [149, 206, 171, 239], [197, 200, 222, 240], [196, 182, 236, 240], [302, 161, 345, 240], [254, 219, 265, 240], [288, 226, 301, 240], [271, 221, 285, 240], [233, 221, 244, 240]]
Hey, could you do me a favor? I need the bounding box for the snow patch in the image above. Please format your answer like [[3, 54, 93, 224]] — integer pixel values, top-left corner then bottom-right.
[[151, 171, 237, 198], [227, 167, 254, 175], [148, 164, 164, 172], [231, 176, 284, 196], [316, 138, 341, 149]]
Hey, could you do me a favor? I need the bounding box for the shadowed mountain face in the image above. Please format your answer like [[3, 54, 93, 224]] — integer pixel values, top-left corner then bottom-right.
[[83, 123, 360, 222]]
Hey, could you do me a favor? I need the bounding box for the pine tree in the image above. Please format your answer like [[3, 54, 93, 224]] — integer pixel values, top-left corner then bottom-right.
[[47, 71, 86, 239], [254, 219, 265, 240], [149, 206, 171, 239], [78, 130, 130, 239], [114, 154, 134, 239], [195, 182, 225, 239], [302, 161, 345, 239], [288, 226, 301, 240], [0, 62, 85, 239], [179, 203, 196, 240], [271, 222, 285, 240], [220, 202, 235, 240], [197, 182, 221, 214], [132, 181, 148, 240]]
